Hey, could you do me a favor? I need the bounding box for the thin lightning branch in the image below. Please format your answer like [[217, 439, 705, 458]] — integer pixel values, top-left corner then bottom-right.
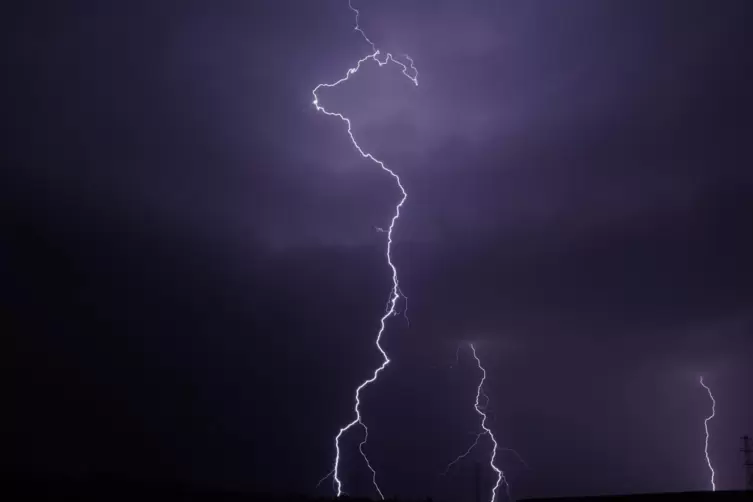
[[441, 345, 480, 473], [442, 431, 488, 476], [700, 376, 717, 492], [315, 470, 335, 490], [500, 447, 529, 471], [359, 426, 385, 500], [398, 287, 410, 326], [450, 344, 462, 369], [312, 0, 418, 497], [480, 386, 491, 411], [470, 343, 508, 502]]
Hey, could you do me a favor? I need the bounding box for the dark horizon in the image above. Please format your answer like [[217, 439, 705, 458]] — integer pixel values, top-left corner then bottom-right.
[[3, 0, 753, 500], [1, 472, 751, 502]]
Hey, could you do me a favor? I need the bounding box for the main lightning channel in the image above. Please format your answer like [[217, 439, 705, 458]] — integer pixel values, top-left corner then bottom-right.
[[699, 376, 716, 491], [470, 344, 508, 502], [312, 1, 418, 498]]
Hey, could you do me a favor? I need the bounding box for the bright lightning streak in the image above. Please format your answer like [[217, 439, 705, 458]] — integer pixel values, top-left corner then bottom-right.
[[470, 344, 508, 502], [699, 376, 717, 492], [312, 1, 418, 498], [442, 346, 526, 494]]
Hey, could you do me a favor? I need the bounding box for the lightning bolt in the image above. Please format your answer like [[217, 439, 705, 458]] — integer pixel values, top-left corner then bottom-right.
[[312, 1, 417, 497], [470, 344, 508, 502], [441, 344, 511, 501], [699, 376, 716, 492]]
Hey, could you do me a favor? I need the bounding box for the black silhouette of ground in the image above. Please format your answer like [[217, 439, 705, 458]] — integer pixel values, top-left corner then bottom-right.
[[2, 473, 749, 502], [1, 472, 426, 502], [523, 491, 751, 502]]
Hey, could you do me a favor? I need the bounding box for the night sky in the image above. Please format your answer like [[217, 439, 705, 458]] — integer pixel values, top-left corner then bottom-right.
[[4, 1, 753, 499]]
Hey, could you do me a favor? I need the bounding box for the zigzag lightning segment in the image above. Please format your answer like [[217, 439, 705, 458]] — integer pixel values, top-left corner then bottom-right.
[[699, 376, 717, 492], [311, 0, 418, 497], [470, 343, 508, 502]]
